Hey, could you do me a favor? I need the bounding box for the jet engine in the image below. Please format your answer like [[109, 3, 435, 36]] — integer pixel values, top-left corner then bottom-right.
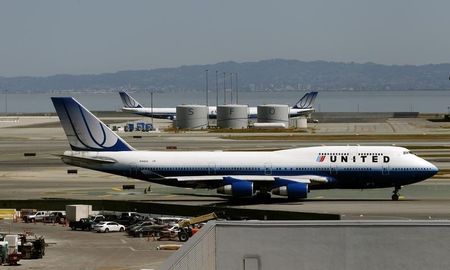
[[217, 180, 254, 197], [272, 182, 308, 199]]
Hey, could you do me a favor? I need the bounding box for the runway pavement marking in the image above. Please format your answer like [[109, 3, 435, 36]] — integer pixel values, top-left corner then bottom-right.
[[121, 239, 127, 244], [112, 187, 122, 191]]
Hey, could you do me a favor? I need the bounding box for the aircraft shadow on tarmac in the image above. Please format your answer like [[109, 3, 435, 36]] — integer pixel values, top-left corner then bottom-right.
[[153, 192, 419, 206]]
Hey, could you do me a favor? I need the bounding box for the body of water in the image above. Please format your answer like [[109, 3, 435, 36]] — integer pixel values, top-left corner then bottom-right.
[[0, 90, 449, 114]]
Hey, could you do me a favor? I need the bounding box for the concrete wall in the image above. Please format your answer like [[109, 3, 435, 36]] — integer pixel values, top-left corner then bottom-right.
[[161, 220, 450, 270]]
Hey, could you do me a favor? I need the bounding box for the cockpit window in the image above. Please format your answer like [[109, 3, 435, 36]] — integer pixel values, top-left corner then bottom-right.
[[403, 151, 414, 155]]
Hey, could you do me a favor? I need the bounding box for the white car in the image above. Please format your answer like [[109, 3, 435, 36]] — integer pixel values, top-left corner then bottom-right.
[[93, 222, 125, 233]]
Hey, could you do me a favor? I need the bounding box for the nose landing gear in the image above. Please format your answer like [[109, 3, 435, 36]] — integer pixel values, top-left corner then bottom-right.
[[392, 186, 401, 201]]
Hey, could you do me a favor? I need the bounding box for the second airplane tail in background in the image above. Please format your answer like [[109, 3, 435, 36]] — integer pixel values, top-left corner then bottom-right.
[[292, 91, 318, 109], [119, 92, 143, 108]]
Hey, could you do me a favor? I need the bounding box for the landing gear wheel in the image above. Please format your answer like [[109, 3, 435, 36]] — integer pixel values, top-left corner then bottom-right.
[[391, 186, 401, 201], [256, 192, 271, 201]]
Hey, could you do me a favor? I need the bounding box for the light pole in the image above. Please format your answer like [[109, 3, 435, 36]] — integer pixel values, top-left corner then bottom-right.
[[235, 73, 239, 104], [150, 91, 154, 125], [223, 72, 226, 104], [215, 70, 219, 108], [4, 89, 7, 116], [205, 69, 209, 106], [230, 73, 233, 104]]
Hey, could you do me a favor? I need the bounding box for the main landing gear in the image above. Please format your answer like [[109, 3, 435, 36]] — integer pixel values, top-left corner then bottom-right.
[[255, 191, 272, 201], [391, 186, 401, 201]]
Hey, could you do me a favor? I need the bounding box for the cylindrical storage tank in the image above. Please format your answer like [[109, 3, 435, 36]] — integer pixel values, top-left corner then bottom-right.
[[217, 105, 248, 129], [290, 117, 307, 128], [257, 104, 289, 124], [176, 105, 208, 129]]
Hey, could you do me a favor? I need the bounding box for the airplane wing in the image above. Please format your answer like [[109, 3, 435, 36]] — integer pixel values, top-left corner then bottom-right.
[[172, 174, 331, 185]]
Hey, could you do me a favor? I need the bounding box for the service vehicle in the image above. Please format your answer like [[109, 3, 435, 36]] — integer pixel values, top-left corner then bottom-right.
[[69, 218, 93, 231], [26, 211, 49, 223]]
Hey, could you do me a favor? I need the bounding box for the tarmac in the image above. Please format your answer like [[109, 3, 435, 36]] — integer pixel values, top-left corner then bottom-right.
[[1, 114, 450, 269]]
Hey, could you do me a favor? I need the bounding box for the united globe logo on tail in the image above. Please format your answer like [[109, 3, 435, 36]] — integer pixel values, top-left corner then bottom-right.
[[51, 97, 134, 152]]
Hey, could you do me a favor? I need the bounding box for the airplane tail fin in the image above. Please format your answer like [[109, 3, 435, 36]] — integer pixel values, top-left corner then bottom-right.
[[51, 97, 135, 152], [292, 91, 318, 109], [119, 92, 143, 108]]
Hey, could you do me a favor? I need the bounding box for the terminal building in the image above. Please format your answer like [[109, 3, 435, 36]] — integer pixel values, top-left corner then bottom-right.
[[161, 220, 450, 270]]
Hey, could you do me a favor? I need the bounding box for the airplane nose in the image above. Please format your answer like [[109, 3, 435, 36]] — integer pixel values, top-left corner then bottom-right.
[[431, 164, 439, 175]]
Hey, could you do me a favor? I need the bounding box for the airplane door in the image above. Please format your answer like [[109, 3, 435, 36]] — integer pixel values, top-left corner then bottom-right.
[[330, 164, 338, 176], [382, 164, 390, 176], [129, 164, 139, 178], [208, 162, 216, 175], [264, 163, 272, 175]]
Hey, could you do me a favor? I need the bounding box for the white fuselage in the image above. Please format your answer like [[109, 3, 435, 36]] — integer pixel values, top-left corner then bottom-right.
[[62, 146, 438, 190]]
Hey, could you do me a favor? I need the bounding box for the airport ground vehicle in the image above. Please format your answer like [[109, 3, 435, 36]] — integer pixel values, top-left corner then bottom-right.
[[177, 213, 217, 242], [155, 217, 185, 226], [93, 222, 125, 233], [19, 236, 45, 259], [69, 218, 93, 231]]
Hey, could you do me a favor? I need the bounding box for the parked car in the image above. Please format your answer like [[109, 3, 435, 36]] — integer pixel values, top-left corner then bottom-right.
[[127, 221, 155, 234], [88, 215, 105, 223], [43, 211, 66, 224], [93, 222, 125, 233], [87, 215, 106, 230], [130, 225, 166, 238], [20, 209, 37, 223], [26, 211, 49, 223], [69, 218, 92, 231]]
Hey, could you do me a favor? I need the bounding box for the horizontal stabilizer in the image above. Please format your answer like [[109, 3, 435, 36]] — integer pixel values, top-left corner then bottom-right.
[[58, 154, 117, 164]]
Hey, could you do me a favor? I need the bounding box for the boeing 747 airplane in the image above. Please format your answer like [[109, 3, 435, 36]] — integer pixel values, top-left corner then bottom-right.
[[119, 91, 318, 119], [52, 97, 438, 201]]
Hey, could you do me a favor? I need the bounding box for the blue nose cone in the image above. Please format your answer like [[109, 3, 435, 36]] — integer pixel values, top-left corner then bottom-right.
[[431, 164, 439, 176], [424, 164, 439, 178]]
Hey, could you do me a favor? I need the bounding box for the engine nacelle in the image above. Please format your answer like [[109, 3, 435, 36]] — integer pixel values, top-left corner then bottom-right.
[[217, 180, 254, 197], [272, 182, 308, 199]]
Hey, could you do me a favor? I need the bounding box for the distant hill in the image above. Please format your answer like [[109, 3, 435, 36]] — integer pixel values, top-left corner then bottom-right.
[[1, 59, 450, 92]]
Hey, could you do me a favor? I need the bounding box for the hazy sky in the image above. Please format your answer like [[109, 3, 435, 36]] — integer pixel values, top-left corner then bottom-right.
[[1, 0, 450, 76]]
